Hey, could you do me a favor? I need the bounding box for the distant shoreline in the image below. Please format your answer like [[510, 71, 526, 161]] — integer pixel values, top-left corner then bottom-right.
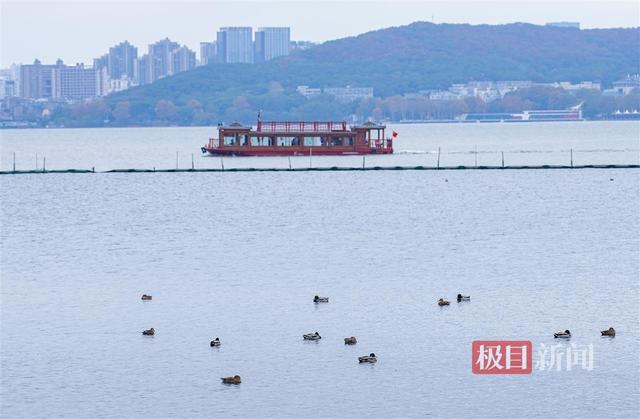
[[2, 118, 639, 130]]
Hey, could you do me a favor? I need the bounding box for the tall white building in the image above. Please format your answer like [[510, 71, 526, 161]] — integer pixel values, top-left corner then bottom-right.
[[170, 46, 196, 74], [254, 27, 290, 62], [199, 42, 217, 66], [217, 27, 253, 63]]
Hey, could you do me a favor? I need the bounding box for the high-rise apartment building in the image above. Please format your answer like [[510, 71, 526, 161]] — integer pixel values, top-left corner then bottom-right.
[[93, 55, 108, 72], [148, 38, 180, 81], [107, 41, 137, 79], [19, 59, 56, 99], [0, 78, 17, 99], [170, 46, 196, 74], [199, 42, 217, 66], [134, 54, 151, 85], [134, 40, 195, 84], [93, 41, 137, 81], [254, 27, 290, 62], [216, 27, 253, 63]]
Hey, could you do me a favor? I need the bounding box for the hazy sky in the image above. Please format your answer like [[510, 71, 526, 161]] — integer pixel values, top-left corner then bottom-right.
[[1, 0, 638, 67]]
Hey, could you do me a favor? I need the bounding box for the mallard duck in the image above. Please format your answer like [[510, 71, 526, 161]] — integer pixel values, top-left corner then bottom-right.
[[554, 330, 571, 338], [303, 332, 321, 340], [438, 298, 450, 306], [210, 337, 221, 347], [344, 336, 357, 345], [358, 353, 377, 363], [142, 328, 155, 336], [601, 327, 615, 337], [457, 294, 470, 302], [221, 375, 241, 385], [141, 294, 152, 301], [314, 295, 329, 303]]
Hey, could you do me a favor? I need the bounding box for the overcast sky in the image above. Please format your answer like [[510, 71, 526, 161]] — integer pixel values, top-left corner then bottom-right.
[[1, 0, 638, 67]]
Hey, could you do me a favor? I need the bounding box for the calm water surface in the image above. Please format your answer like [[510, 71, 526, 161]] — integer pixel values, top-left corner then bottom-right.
[[1, 123, 639, 418], [1, 121, 639, 170]]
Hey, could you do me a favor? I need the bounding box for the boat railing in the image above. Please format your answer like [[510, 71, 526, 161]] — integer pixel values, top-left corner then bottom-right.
[[372, 139, 393, 149], [257, 121, 348, 133]]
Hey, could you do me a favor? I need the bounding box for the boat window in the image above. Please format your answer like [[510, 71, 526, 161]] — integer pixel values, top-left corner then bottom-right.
[[330, 136, 354, 146], [276, 136, 296, 146], [250, 136, 269, 146], [303, 136, 322, 146], [224, 135, 236, 146]]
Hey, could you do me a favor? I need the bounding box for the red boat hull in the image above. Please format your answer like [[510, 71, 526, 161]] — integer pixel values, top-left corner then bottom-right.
[[203, 146, 393, 156]]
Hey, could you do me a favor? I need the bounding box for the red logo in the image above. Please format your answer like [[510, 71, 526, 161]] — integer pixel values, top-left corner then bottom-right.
[[472, 340, 532, 374]]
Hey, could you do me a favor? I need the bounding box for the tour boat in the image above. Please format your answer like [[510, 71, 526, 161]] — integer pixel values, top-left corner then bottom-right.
[[201, 119, 395, 156]]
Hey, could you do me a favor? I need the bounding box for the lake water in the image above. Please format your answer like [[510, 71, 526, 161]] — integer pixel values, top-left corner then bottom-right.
[[1, 121, 639, 170], [1, 122, 639, 418]]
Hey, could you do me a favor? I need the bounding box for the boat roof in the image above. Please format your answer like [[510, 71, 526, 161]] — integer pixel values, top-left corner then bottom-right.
[[218, 120, 386, 132], [351, 121, 386, 129], [218, 122, 251, 130]]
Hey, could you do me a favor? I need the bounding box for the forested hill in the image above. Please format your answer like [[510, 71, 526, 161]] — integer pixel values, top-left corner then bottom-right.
[[62, 22, 639, 126], [114, 22, 638, 100]]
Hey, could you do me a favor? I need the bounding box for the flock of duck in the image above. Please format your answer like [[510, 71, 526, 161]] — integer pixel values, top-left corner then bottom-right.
[[553, 327, 616, 339], [139, 292, 617, 383], [302, 297, 376, 363], [435, 294, 616, 339]]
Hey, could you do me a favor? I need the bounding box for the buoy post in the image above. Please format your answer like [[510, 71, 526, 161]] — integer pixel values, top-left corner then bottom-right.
[[191, 153, 194, 170], [12, 152, 15, 172], [43, 157, 46, 172], [437, 147, 441, 169], [220, 156, 225, 171], [474, 144, 478, 167], [288, 156, 292, 170], [362, 155, 366, 169], [570, 148, 574, 168], [501, 152, 505, 168], [175, 151, 179, 169]]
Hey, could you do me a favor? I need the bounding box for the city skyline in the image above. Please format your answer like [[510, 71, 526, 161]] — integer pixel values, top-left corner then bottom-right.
[[2, 0, 639, 67]]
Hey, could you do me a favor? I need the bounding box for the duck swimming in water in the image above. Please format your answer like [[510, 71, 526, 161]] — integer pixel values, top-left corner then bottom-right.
[[601, 327, 615, 337], [221, 375, 241, 385], [438, 298, 450, 306], [210, 337, 221, 347], [554, 330, 571, 339], [303, 332, 321, 341], [359, 353, 377, 363], [344, 336, 357, 345], [142, 328, 155, 336], [314, 295, 329, 303], [457, 294, 470, 302], [141, 294, 152, 301]]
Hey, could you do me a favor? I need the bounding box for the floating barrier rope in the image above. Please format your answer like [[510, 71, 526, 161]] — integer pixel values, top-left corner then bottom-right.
[[1, 164, 638, 175]]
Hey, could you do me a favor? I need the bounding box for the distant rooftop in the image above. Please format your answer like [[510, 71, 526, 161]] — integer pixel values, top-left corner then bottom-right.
[[545, 22, 580, 29]]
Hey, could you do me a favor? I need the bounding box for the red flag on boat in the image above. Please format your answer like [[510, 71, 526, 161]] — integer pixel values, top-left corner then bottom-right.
[[392, 130, 398, 138]]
